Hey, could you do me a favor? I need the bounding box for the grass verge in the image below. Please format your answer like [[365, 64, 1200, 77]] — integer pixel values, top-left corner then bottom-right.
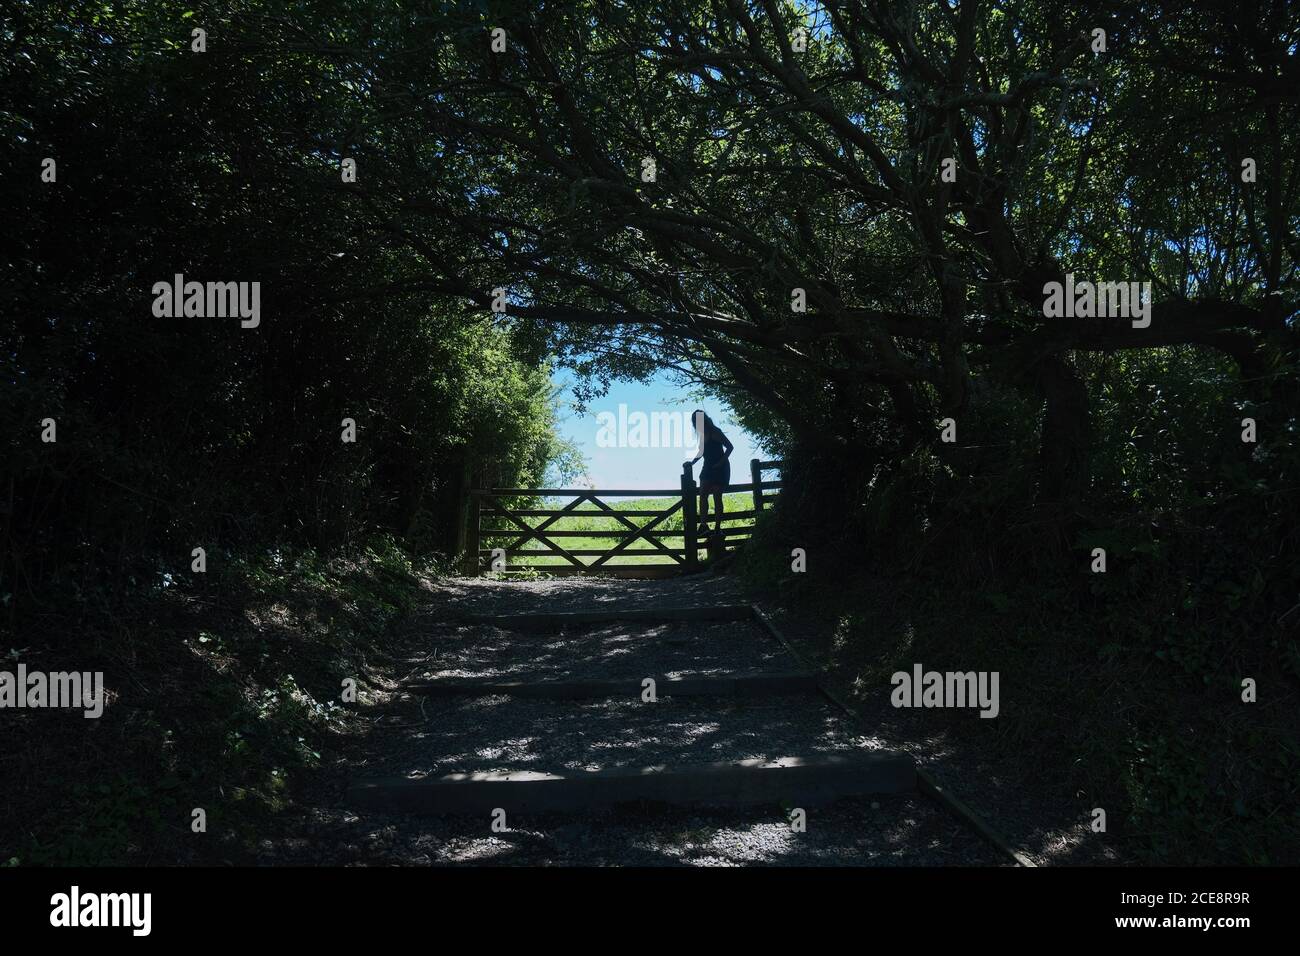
[[1, 535, 436, 866]]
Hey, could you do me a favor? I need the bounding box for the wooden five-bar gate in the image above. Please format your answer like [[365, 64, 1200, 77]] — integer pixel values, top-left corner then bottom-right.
[[465, 459, 783, 578]]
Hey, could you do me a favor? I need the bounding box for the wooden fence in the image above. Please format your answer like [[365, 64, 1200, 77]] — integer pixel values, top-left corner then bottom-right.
[[464, 458, 783, 577]]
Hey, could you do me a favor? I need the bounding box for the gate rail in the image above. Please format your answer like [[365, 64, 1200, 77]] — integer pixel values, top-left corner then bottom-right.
[[465, 458, 783, 576]]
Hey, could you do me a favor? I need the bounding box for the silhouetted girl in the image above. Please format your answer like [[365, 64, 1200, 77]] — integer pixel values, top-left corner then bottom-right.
[[689, 410, 733, 536]]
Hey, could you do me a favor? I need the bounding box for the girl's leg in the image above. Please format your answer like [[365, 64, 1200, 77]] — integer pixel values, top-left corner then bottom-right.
[[698, 487, 710, 534], [712, 489, 724, 525]]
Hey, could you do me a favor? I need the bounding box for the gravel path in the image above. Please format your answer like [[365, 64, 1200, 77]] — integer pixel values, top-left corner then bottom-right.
[[359, 694, 881, 777], [263, 793, 999, 866], [412, 573, 747, 618], [274, 574, 1009, 866], [401, 618, 797, 684]]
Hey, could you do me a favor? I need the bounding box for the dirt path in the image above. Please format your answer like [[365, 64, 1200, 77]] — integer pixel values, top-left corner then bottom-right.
[[267, 575, 1009, 866]]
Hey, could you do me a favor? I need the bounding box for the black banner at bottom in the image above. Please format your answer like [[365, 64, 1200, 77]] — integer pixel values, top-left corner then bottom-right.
[[0, 866, 1285, 942]]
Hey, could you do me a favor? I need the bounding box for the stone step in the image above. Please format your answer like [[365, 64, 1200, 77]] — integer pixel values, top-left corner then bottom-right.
[[460, 604, 753, 631], [348, 752, 916, 815], [402, 669, 822, 699]]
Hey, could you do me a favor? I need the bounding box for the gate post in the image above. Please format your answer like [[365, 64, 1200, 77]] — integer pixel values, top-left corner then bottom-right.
[[750, 458, 764, 514], [464, 491, 481, 577], [453, 458, 471, 558], [682, 462, 698, 570]]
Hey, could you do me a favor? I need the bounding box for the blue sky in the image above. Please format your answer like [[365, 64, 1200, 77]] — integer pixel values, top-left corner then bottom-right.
[[550, 369, 767, 489]]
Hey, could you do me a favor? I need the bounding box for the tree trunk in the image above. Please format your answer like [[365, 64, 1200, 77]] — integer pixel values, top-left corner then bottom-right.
[[1033, 354, 1091, 508]]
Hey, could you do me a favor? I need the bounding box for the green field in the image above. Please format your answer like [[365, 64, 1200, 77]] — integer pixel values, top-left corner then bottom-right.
[[480, 491, 762, 567]]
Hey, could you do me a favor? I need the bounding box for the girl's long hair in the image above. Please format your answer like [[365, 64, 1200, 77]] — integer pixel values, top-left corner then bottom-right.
[[691, 409, 717, 438], [692, 409, 718, 461]]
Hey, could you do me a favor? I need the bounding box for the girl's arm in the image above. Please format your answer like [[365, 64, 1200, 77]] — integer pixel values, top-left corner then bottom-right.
[[721, 432, 734, 456]]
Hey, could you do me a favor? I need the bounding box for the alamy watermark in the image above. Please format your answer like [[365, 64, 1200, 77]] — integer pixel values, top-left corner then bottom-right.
[[151, 273, 260, 328], [1043, 273, 1151, 328], [595, 404, 696, 448], [891, 664, 999, 718], [0, 664, 104, 718], [50, 886, 151, 936]]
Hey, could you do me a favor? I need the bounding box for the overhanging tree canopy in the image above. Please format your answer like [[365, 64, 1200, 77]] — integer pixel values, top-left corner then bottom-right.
[[298, 0, 1296, 502]]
